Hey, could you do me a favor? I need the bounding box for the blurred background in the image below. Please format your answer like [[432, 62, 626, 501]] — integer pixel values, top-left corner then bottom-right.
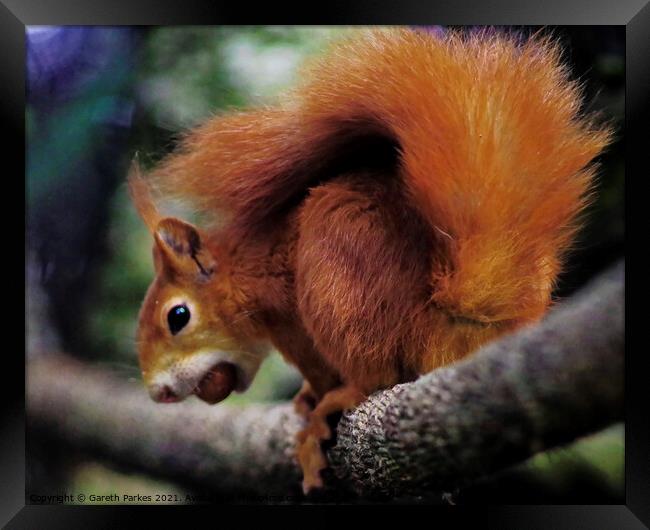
[[25, 26, 624, 504]]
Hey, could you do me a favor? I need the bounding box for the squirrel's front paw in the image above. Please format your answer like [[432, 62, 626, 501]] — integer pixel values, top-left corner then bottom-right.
[[296, 409, 332, 494], [295, 384, 366, 494], [296, 433, 328, 494]]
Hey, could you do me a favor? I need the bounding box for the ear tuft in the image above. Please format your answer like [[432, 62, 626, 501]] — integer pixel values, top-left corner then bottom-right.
[[128, 161, 161, 233]]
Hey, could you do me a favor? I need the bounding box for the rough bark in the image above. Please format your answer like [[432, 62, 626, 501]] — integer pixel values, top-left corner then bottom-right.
[[26, 260, 624, 499]]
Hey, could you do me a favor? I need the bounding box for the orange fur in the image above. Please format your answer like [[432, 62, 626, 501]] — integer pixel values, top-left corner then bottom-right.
[[131, 28, 612, 491]]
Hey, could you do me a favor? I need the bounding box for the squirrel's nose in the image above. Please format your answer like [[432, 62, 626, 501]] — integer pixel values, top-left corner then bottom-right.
[[151, 384, 180, 403]]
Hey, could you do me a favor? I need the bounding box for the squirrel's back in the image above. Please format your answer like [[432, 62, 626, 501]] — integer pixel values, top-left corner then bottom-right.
[[147, 27, 611, 328]]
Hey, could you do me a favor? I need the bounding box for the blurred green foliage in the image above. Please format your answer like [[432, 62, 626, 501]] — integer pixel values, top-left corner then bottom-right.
[[524, 423, 624, 497], [138, 26, 345, 130], [457, 424, 624, 504]]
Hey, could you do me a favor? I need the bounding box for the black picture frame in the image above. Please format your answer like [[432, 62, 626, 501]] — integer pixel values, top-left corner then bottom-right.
[[8, 0, 642, 526]]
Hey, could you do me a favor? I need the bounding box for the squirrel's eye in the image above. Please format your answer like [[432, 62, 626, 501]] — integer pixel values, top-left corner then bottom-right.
[[167, 304, 190, 335]]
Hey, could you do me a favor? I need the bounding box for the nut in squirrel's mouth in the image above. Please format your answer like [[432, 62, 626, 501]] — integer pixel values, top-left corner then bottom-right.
[[194, 362, 238, 404]]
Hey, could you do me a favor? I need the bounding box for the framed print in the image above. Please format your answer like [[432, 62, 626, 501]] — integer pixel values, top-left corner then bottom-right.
[[6, 0, 643, 526]]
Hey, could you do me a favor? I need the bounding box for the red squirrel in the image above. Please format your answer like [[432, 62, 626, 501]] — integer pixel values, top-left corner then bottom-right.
[[129, 28, 611, 493]]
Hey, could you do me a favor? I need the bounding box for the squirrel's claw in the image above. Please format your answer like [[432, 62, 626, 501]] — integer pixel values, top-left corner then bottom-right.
[[297, 434, 327, 494], [296, 384, 366, 494]]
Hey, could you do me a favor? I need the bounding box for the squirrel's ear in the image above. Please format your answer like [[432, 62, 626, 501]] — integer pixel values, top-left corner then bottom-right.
[[153, 217, 216, 278]]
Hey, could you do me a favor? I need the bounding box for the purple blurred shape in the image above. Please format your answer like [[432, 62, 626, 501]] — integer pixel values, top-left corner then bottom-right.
[[26, 26, 135, 104], [411, 25, 447, 38]]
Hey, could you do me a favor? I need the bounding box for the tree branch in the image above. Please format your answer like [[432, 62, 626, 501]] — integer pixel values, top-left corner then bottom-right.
[[27, 260, 624, 499]]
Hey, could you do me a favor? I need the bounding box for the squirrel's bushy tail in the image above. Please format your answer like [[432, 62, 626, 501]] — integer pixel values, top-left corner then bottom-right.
[[148, 28, 612, 324]]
